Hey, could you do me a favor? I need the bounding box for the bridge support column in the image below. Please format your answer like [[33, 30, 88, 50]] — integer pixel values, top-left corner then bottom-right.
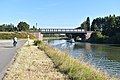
[[31, 32, 43, 41], [81, 34, 86, 42]]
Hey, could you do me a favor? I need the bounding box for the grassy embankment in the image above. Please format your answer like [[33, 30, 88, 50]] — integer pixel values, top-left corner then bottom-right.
[[0, 32, 36, 40], [36, 40, 119, 80], [4, 40, 69, 80]]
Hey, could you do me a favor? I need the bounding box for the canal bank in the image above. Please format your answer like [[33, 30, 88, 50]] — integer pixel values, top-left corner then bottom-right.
[[47, 39, 120, 79], [4, 40, 69, 80], [38, 40, 119, 80]]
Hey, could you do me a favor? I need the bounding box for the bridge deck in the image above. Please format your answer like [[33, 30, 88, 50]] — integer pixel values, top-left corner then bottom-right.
[[40, 29, 87, 34]]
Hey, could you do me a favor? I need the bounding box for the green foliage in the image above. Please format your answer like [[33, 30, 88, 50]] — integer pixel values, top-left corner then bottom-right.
[[90, 15, 120, 37], [91, 19, 96, 31], [105, 33, 120, 44], [86, 17, 90, 31], [76, 36, 80, 40], [66, 34, 73, 39], [91, 15, 120, 44], [91, 23, 99, 31], [30, 26, 37, 31], [81, 21, 87, 29], [77, 14, 120, 44], [0, 21, 30, 32], [76, 17, 90, 31], [17, 21, 29, 31], [38, 42, 119, 80], [0, 24, 17, 32], [91, 17, 103, 31], [34, 40, 41, 46], [0, 32, 36, 40], [88, 32, 107, 43]]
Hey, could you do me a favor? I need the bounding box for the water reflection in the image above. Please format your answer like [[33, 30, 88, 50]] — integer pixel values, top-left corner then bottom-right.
[[48, 40, 120, 78]]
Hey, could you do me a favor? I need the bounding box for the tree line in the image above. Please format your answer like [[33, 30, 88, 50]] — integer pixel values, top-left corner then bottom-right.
[[91, 15, 120, 37], [0, 21, 30, 32], [77, 14, 120, 44]]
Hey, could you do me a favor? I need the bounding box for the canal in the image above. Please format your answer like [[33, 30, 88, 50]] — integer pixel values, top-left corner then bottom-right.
[[47, 39, 120, 78]]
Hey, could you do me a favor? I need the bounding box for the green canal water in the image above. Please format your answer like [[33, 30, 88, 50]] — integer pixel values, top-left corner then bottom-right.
[[47, 39, 120, 78]]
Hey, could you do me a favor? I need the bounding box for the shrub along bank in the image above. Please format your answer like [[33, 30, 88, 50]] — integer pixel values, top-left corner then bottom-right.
[[0, 32, 36, 39], [88, 31, 120, 44], [88, 31, 107, 43], [36, 40, 119, 80]]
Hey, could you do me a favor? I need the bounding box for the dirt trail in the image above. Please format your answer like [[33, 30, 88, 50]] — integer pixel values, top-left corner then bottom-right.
[[4, 41, 69, 80]]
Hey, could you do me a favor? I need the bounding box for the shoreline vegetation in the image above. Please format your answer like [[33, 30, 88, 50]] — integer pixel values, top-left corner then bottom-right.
[[35, 40, 119, 80], [0, 32, 36, 40], [87, 31, 120, 44]]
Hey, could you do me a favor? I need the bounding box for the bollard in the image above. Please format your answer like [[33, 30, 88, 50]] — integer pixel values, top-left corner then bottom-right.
[[28, 35, 30, 46]]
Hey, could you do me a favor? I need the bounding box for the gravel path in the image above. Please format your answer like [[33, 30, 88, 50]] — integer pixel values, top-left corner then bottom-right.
[[4, 41, 69, 80]]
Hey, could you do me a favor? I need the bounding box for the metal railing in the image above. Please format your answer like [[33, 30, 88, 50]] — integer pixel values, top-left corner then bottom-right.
[[39, 29, 87, 34]]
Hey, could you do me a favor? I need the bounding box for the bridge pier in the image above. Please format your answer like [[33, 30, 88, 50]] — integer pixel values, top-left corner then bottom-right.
[[81, 34, 86, 41], [30, 32, 43, 41]]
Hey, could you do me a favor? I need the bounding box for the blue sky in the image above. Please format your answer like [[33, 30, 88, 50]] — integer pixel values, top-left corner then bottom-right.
[[0, 0, 119, 28]]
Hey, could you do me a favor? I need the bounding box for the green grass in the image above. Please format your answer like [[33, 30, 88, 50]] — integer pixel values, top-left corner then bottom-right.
[[0, 32, 36, 40], [37, 41, 119, 80]]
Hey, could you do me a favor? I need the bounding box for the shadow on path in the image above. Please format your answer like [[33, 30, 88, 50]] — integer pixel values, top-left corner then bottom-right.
[[0, 46, 13, 48]]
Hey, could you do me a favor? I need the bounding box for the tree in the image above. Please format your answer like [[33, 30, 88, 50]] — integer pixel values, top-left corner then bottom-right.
[[91, 19, 96, 31], [78, 17, 90, 31], [102, 15, 117, 36], [94, 23, 99, 31], [81, 21, 87, 29], [76, 14, 120, 43], [7, 24, 15, 31], [17, 21, 29, 31], [86, 17, 90, 31], [0, 24, 16, 32], [33, 26, 37, 31]]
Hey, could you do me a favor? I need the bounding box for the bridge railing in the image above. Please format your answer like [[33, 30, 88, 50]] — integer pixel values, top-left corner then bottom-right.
[[39, 29, 87, 34]]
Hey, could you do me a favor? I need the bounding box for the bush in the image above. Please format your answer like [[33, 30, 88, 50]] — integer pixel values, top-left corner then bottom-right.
[[88, 31, 107, 43], [105, 33, 120, 44], [34, 40, 41, 46]]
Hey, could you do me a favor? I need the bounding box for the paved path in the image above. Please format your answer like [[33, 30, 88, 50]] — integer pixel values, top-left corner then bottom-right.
[[0, 40, 26, 80]]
